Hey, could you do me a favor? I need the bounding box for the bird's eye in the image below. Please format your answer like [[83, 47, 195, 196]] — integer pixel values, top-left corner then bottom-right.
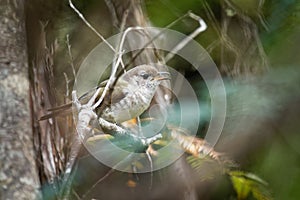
[[140, 72, 150, 79]]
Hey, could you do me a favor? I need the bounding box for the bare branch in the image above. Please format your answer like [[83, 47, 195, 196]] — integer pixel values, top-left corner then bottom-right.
[[68, 0, 115, 52], [165, 12, 207, 62]]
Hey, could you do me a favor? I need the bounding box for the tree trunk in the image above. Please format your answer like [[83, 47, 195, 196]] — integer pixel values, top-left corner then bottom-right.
[[0, 0, 40, 199]]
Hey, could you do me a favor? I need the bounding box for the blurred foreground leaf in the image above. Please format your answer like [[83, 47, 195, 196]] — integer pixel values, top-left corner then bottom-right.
[[229, 171, 272, 200]]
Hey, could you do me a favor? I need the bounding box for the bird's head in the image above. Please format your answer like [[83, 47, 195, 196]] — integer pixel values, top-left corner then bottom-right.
[[124, 65, 170, 89]]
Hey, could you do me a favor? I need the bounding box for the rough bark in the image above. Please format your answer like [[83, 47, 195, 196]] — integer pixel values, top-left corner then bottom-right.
[[0, 0, 40, 199]]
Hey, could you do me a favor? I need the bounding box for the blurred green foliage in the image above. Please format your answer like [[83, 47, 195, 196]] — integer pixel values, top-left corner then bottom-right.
[[146, 0, 300, 199], [146, 0, 300, 68]]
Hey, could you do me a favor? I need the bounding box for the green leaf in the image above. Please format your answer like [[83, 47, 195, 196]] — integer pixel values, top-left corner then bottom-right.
[[229, 171, 273, 200], [230, 173, 252, 199]]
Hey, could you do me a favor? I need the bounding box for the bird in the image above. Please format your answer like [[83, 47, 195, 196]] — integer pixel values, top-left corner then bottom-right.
[[40, 64, 170, 124]]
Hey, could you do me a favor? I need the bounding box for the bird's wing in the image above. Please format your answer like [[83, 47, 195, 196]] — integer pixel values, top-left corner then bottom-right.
[[110, 81, 130, 104]]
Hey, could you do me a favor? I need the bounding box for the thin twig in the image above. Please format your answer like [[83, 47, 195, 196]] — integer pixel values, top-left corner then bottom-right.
[[165, 12, 207, 62], [145, 151, 153, 189], [66, 34, 77, 86], [120, 11, 207, 69], [90, 25, 140, 110], [68, 0, 115, 52], [124, 11, 190, 69], [118, 8, 130, 72], [63, 73, 70, 99], [60, 143, 80, 199], [104, 0, 119, 28]]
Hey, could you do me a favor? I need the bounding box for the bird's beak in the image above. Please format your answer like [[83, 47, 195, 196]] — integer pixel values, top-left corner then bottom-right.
[[154, 71, 171, 81]]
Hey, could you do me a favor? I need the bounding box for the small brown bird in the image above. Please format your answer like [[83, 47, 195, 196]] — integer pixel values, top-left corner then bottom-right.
[[40, 65, 170, 123]]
